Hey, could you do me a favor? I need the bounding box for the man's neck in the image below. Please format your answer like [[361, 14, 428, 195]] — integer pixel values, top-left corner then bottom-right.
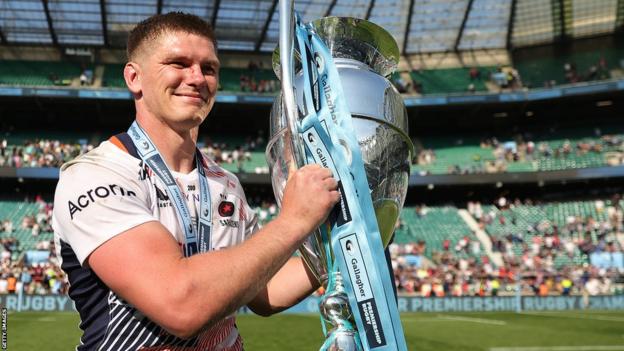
[[135, 115, 198, 174]]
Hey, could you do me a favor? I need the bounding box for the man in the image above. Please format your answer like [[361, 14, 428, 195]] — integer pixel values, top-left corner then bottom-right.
[[52, 12, 339, 350]]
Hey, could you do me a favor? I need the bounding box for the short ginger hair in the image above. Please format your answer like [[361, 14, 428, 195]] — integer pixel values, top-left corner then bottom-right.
[[126, 12, 217, 60]]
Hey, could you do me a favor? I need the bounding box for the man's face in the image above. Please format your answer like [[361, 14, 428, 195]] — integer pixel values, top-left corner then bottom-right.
[[132, 30, 219, 131]]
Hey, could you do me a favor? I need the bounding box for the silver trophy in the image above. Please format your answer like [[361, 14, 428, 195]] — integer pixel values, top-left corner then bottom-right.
[[266, 7, 413, 350]]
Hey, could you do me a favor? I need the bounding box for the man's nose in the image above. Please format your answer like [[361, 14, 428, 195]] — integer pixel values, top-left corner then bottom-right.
[[187, 64, 207, 87]]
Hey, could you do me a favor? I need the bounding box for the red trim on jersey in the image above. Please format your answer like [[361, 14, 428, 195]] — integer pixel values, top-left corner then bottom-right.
[[238, 199, 246, 221], [204, 166, 226, 178]]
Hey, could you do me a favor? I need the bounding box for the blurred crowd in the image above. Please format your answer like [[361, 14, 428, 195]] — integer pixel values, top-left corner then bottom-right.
[[477, 197, 624, 264], [0, 194, 623, 297], [4, 131, 622, 176], [480, 130, 624, 171], [0, 197, 66, 295], [558, 59, 611, 86], [415, 127, 624, 175], [391, 242, 621, 297], [1, 131, 271, 174], [199, 130, 267, 173], [239, 75, 279, 93], [1, 195, 53, 237], [0, 259, 66, 295], [253, 201, 279, 225], [405, 57, 614, 96], [391, 196, 624, 297], [0, 139, 94, 168], [238, 60, 280, 94]]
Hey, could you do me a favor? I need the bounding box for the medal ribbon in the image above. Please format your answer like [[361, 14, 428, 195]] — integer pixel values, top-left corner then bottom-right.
[[127, 121, 212, 257]]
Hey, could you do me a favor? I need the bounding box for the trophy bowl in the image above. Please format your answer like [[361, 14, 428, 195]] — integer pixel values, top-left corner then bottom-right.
[[266, 17, 414, 284]]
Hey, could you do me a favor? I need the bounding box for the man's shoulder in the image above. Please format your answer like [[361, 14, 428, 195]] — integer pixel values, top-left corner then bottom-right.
[[54, 140, 146, 207], [60, 140, 141, 177]]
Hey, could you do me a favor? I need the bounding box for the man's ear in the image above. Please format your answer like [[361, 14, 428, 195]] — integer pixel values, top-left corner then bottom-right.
[[124, 62, 142, 95]]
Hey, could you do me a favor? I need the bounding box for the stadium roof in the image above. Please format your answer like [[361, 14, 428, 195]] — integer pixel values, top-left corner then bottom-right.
[[0, 0, 622, 54]]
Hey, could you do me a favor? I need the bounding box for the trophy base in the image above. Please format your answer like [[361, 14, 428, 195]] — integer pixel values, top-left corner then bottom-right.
[[320, 326, 363, 351]]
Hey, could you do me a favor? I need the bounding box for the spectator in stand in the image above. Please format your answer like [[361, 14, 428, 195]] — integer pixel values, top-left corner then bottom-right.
[[585, 274, 600, 296], [0, 138, 95, 168], [200, 131, 266, 173], [490, 277, 500, 296], [413, 127, 624, 175], [561, 277, 573, 295], [564, 62, 579, 84], [80, 71, 88, 86], [469, 67, 481, 81], [6, 274, 16, 294], [0, 131, 268, 173]]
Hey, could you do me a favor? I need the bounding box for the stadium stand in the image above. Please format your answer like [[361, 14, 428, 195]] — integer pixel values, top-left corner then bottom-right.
[[390, 197, 624, 296], [412, 126, 624, 175], [514, 46, 624, 89], [0, 197, 65, 295], [0, 131, 269, 173], [2, 46, 623, 94], [220, 67, 280, 93], [0, 60, 86, 86], [2, 194, 619, 297], [395, 205, 480, 262], [0, 138, 93, 168], [0, 199, 54, 252], [393, 197, 624, 271], [4, 124, 622, 176], [101, 63, 281, 93], [101, 63, 126, 88], [410, 67, 494, 95], [199, 132, 269, 174]]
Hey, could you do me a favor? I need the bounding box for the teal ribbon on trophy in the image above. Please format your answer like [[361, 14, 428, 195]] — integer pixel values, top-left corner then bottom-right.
[[292, 14, 408, 351]]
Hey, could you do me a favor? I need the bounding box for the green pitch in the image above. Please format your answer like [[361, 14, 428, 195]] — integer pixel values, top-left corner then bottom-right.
[[8, 310, 624, 350]]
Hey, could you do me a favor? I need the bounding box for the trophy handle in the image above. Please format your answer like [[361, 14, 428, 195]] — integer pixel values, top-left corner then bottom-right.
[[279, 0, 306, 169]]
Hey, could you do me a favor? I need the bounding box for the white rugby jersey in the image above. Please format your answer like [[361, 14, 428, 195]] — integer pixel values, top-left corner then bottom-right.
[[53, 133, 258, 351]]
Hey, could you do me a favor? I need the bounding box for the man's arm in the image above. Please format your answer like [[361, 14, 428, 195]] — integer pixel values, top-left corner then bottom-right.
[[87, 164, 338, 339], [246, 256, 319, 316]]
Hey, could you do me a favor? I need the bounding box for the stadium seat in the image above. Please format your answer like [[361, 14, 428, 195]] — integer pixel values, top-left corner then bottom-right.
[[0, 201, 53, 252], [411, 125, 624, 174], [410, 67, 493, 95], [102, 64, 126, 88], [395, 206, 479, 261], [0, 60, 85, 87]]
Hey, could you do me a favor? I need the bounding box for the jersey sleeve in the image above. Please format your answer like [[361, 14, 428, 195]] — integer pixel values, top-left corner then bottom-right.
[[52, 161, 156, 265]]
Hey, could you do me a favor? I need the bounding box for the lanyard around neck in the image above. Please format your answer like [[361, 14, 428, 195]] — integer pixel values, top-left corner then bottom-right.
[[127, 121, 212, 256]]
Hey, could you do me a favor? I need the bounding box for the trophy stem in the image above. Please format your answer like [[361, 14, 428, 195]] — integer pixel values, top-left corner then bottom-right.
[[319, 271, 363, 351]]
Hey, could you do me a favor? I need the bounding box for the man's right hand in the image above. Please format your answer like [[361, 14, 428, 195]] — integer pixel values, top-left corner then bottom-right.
[[277, 164, 340, 237]]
